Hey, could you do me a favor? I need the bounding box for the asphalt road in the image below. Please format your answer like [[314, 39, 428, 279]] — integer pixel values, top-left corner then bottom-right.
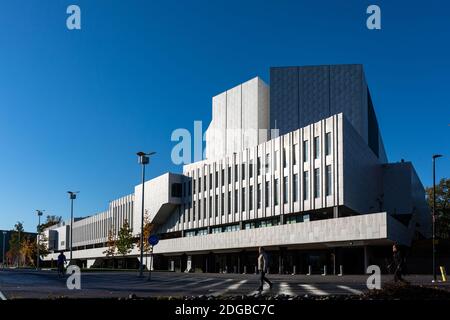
[[0, 269, 447, 299]]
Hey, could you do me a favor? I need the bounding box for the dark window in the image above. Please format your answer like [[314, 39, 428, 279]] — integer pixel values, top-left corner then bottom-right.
[[209, 173, 212, 190], [314, 168, 320, 198], [325, 132, 332, 156], [274, 179, 279, 206], [283, 177, 288, 204], [314, 137, 320, 160], [209, 196, 212, 218], [303, 140, 309, 162], [215, 171, 218, 188], [203, 198, 206, 218], [257, 183, 261, 209], [249, 185, 253, 211], [257, 157, 261, 176], [293, 144, 298, 166], [325, 165, 332, 196], [241, 187, 246, 211], [293, 174, 298, 202], [171, 183, 182, 198], [215, 195, 218, 217], [303, 171, 309, 200]]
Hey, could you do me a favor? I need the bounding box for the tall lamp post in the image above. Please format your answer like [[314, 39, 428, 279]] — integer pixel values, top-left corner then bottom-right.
[[68, 191, 79, 263], [137, 151, 155, 277], [36, 210, 44, 269], [432, 154, 443, 283], [2, 231, 6, 268]]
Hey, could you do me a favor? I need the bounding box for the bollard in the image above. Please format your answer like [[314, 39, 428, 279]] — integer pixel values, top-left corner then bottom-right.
[[292, 265, 297, 275], [255, 265, 257, 274], [307, 265, 312, 276], [233, 266, 237, 273], [338, 265, 343, 276], [322, 265, 327, 276], [243, 265, 247, 274]]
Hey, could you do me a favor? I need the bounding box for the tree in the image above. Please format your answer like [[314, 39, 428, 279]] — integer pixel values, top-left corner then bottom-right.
[[20, 237, 36, 266], [103, 227, 117, 268], [8, 233, 22, 267], [14, 221, 24, 233], [116, 220, 134, 269], [9, 221, 25, 267], [38, 215, 62, 232], [10, 233, 49, 268], [137, 210, 155, 269], [138, 210, 155, 255], [426, 177, 450, 239]]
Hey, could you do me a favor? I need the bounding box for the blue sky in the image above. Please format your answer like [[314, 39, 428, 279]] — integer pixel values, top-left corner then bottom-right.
[[0, 0, 449, 231]]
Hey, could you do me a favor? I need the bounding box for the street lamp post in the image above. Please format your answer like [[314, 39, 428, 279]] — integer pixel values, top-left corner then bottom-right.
[[432, 154, 443, 283], [36, 210, 44, 269], [68, 191, 79, 263], [2, 231, 6, 268], [137, 151, 155, 277]]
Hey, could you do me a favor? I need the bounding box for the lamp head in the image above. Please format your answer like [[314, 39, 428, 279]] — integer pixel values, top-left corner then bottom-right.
[[67, 191, 79, 199]]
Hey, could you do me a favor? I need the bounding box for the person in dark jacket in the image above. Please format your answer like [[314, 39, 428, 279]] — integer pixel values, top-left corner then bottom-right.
[[257, 247, 273, 292], [57, 252, 67, 277], [392, 244, 406, 282]]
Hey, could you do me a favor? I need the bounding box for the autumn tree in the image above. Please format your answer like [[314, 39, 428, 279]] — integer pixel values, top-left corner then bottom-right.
[[20, 237, 36, 266], [138, 210, 155, 254], [426, 177, 450, 239], [103, 227, 117, 268], [137, 210, 156, 268], [9, 221, 25, 267], [116, 219, 134, 269]]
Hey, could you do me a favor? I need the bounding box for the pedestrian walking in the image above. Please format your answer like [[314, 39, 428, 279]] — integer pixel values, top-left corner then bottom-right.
[[391, 243, 407, 283], [257, 247, 273, 292], [57, 252, 67, 277]]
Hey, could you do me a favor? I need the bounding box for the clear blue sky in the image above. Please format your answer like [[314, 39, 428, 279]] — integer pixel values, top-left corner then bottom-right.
[[0, 0, 449, 232]]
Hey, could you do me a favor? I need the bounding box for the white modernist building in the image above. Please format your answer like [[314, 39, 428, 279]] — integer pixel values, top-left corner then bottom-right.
[[43, 65, 430, 274]]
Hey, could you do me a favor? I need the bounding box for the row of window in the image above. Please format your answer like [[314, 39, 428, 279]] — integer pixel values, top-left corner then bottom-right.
[[184, 133, 333, 197], [184, 166, 333, 223], [182, 214, 311, 237]]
